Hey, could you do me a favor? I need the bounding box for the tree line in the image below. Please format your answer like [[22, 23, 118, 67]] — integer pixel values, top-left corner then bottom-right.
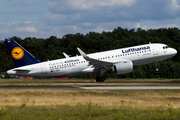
[[0, 27, 180, 78]]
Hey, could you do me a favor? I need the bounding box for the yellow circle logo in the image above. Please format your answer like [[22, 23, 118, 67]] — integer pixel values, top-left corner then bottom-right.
[[11, 47, 24, 60]]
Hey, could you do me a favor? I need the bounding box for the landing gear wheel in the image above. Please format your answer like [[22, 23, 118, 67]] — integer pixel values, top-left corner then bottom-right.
[[95, 76, 100, 82], [95, 76, 105, 82], [100, 76, 105, 82]]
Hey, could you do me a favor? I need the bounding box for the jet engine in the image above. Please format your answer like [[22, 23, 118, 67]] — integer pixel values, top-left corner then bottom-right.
[[111, 60, 133, 74]]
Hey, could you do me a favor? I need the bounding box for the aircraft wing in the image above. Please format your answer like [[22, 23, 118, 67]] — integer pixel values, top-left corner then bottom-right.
[[77, 48, 114, 70]]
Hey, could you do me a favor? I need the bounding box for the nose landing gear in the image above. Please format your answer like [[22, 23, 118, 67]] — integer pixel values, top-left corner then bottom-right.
[[153, 61, 158, 71]]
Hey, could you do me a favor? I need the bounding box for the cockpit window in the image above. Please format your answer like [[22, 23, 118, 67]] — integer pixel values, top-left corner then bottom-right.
[[163, 46, 169, 49]]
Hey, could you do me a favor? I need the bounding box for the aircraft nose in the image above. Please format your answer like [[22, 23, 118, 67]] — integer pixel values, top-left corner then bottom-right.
[[170, 48, 177, 56]]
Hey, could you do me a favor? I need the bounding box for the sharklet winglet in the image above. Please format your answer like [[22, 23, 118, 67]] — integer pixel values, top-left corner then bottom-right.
[[77, 47, 88, 58]]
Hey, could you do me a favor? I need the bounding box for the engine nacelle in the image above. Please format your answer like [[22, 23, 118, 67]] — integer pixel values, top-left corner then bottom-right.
[[112, 60, 133, 74]]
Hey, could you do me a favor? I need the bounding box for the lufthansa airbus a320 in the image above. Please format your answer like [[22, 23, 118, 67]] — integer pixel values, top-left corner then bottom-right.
[[5, 40, 177, 82]]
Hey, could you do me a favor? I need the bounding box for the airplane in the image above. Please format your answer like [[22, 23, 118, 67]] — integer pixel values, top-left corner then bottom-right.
[[5, 40, 177, 82]]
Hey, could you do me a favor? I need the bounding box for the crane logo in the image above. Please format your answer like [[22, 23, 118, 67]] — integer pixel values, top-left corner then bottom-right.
[[11, 47, 24, 60]]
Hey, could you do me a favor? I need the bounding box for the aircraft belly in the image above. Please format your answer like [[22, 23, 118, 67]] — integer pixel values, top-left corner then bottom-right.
[[47, 65, 85, 77], [47, 70, 81, 77], [133, 58, 153, 66], [133, 54, 173, 66]]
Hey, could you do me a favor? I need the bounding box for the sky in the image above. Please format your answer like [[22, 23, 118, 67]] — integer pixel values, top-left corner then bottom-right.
[[0, 0, 180, 40]]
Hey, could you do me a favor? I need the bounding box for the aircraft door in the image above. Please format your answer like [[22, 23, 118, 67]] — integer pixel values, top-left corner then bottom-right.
[[152, 45, 158, 55], [41, 64, 47, 74]]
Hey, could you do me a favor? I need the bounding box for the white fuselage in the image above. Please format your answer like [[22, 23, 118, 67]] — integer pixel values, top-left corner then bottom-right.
[[7, 43, 177, 77]]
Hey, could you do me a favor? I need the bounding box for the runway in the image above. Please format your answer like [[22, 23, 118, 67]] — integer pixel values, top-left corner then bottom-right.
[[0, 85, 180, 90]]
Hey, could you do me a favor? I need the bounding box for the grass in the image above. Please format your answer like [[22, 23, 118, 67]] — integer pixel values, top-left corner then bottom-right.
[[0, 79, 180, 119], [0, 89, 180, 108], [0, 102, 180, 120]]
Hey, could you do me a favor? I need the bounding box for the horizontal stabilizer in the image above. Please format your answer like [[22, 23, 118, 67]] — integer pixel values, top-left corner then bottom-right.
[[13, 68, 31, 71]]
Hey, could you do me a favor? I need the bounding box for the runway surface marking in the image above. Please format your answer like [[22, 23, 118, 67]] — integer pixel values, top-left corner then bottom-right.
[[0, 86, 179, 90]]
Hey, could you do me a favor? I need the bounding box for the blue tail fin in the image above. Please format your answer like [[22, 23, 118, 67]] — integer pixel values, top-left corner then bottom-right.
[[5, 40, 41, 68]]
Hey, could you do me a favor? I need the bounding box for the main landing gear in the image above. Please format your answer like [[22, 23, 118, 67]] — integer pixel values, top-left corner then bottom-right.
[[95, 76, 105, 82], [94, 69, 106, 82]]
